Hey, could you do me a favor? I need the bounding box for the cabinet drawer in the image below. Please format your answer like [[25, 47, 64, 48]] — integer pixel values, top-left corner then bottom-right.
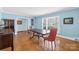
[[0, 33, 13, 50], [2, 34, 13, 42], [3, 42, 13, 47]]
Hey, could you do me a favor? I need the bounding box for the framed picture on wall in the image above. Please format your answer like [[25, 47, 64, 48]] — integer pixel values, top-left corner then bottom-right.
[[63, 17, 73, 24], [17, 20, 22, 24]]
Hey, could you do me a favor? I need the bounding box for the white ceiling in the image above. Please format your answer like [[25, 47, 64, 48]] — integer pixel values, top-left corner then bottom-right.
[[0, 7, 77, 17]]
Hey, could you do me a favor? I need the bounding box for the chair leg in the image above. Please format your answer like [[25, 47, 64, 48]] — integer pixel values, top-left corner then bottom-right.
[[44, 40, 48, 50], [44, 41, 53, 51], [50, 41, 55, 51], [54, 41, 56, 50], [51, 41, 53, 51], [43, 40, 56, 51], [48, 41, 53, 51], [43, 40, 45, 50], [44, 40, 46, 49], [52, 41, 56, 51], [48, 41, 52, 51]]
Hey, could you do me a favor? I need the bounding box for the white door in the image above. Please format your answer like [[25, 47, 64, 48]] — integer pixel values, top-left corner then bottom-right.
[[47, 16, 60, 34], [42, 16, 60, 34], [42, 18, 47, 34]]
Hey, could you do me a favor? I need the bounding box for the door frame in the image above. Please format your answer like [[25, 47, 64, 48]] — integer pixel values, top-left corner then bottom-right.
[[42, 16, 60, 34]]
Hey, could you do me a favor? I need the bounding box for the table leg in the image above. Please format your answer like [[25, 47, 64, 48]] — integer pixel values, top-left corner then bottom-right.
[[30, 32, 34, 39]]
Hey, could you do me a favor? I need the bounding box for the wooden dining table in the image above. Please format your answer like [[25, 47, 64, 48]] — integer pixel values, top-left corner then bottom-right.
[[29, 29, 49, 39]]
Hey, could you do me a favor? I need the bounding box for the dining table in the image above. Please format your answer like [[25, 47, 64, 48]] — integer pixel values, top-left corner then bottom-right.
[[29, 29, 49, 39]]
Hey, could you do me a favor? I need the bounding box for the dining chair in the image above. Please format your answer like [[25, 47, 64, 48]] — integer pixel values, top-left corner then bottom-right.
[[42, 28, 57, 51]]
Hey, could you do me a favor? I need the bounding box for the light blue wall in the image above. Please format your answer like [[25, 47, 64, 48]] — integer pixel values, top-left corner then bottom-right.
[[0, 12, 31, 34], [0, 13, 1, 19], [1, 8, 79, 38], [34, 8, 79, 38], [27, 18, 31, 28]]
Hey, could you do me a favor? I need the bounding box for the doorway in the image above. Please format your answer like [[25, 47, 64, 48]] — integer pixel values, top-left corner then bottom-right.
[[3, 19, 14, 32], [42, 16, 60, 34]]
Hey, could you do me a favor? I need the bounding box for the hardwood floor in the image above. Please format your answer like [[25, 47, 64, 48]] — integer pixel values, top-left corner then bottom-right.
[[2, 31, 79, 51]]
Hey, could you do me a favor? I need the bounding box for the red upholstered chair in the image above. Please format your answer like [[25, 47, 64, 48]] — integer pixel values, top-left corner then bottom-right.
[[43, 28, 57, 50]]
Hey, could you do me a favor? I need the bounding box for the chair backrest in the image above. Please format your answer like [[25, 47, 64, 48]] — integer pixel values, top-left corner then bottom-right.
[[48, 28, 57, 41]]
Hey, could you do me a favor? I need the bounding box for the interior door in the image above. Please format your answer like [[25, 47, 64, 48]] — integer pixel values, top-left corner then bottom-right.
[[47, 16, 60, 34], [42, 18, 47, 34], [42, 16, 60, 34], [48, 17, 57, 29], [3, 19, 14, 32]]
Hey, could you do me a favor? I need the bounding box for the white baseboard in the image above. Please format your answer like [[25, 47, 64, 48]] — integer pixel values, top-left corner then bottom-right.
[[15, 32, 17, 35], [57, 35, 75, 40]]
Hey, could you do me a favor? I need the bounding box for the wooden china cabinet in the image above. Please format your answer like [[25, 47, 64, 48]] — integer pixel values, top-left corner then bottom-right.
[[0, 19, 14, 51], [0, 31, 14, 51]]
